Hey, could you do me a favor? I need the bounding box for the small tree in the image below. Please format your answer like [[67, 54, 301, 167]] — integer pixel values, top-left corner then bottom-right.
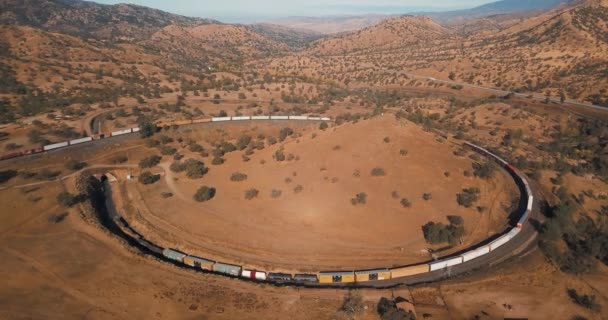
[[271, 189, 282, 198], [230, 172, 248, 182], [351, 192, 367, 205], [245, 188, 259, 200], [341, 291, 365, 316], [139, 155, 161, 169], [371, 167, 386, 176], [65, 160, 87, 171], [194, 186, 216, 202], [57, 192, 77, 207], [319, 122, 328, 130], [139, 121, 157, 138], [138, 171, 160, 185]]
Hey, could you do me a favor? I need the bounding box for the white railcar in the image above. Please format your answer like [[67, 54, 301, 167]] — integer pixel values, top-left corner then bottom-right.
[[111, 129, 133, 136], [251, 115, 270, 120], [489, 234, 510, 251], [132, 127, 141, 132], [211, 117, 231, 122], [429, 256, 463, 271], [241, 269, 267, 281], [43, 141, 69, 151], [320, 117, 331, 121], [231, 116, 250, 121], [270, 115, 289, 120], [69, 137, 93, 145], [288, 116, 308, 120], [461, 245, 491, 262]]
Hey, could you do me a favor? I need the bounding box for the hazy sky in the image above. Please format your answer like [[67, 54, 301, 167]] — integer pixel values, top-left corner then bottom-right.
[[92, 0, 493, 22]]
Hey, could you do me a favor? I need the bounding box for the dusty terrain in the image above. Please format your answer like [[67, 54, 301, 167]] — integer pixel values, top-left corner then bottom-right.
[[1, 0, 608, 319]]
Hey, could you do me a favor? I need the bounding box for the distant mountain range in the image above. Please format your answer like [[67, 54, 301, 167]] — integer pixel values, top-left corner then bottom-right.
[[263, 0, 569, 33]]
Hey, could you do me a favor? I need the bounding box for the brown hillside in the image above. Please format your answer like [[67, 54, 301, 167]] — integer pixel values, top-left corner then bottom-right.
[[307, 16, 452, 55]]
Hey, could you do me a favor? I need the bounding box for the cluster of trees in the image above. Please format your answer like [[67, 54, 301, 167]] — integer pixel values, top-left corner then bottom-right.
[[170, 159, 208, 179], [539, 200, 608, 275], [473, 160, 496, 179], [422, 215, 465, 245]]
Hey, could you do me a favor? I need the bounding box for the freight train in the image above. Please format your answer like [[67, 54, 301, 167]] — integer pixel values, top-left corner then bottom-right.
[[2, 114, 533, 284], [0, 115, 331, 161], [102, 133, 534, 285]]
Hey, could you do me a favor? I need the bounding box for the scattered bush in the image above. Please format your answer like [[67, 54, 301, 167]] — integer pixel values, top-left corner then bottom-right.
[[271, 189, 282, 198], [274, 149, 286, 161], [236, 135, 252, 150], [340, 291, 365, 316], [399, 149, 408, 156], [183, 159, 208, 179], [211, 157, 224, 165], [371, 167, 386, 176], [0, 170, 18, 184], [279, 127, 294, 141], [161, 192, 173, 198], [65, 160, 87, 171], [57, 192, 80, 207], [139, 121, 157, 138], [245, 188, 259, 200], [351, 192, 367, 205], [422, 193, 432, 201], [111, 155, 128, 164], [230, 172, 248, 182], [383, 137, 390, 143], [160, 146, 177, 155], [319, 122, 328, 130], [194, 186, 216, 202], [456, 188, 480, 208], [473, 160, 496, 179], [138, 171, 160, 185], [294, 185, 303, 193], [377, 297, 416, 320], [400, 198, 411, 208], [567, 289, 601, 312], [139, 155, 161, 169]]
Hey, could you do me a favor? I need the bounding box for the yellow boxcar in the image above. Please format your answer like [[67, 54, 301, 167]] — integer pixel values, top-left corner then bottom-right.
[[355, 269, 391, 282], [319, 271, 355, 283], [183, 255, 215, 271], [173, 120, 193, 126], [390, 264, 429, 278], [192, 118, 212, 124]]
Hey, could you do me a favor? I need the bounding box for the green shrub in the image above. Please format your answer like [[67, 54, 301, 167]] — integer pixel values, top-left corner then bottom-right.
[[351, 192, 367, 205], [245, 188, 259, 200], [456, 188, 480, 208], [183, 159, 208, 179], [271, 189, 282, 198], [57, 192, 79, 207], [371, 168, 386, 176], [138, 171, 160, 185], [319, 122, 328, 130], [400, 198, 411, 208], [111, 155, 128, 164], [139, 155, 161, 169], [194, 186, 216, 202], [230, 172, 248, 182]]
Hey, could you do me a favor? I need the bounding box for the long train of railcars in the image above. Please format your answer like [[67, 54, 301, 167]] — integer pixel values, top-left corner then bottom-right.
[[100, 132, 534, 286], [1, 115, 533, 285], [0, 115, 332, 161]]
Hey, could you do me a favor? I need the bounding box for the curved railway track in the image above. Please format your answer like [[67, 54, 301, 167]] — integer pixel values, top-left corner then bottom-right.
[[42, 115, 542, 288]]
